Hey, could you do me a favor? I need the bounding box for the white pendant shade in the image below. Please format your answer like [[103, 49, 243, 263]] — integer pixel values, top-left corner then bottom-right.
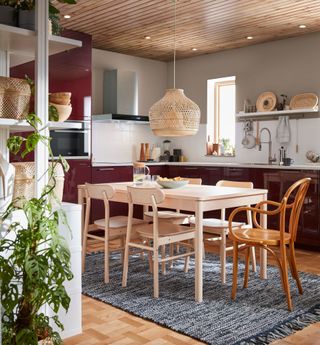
[[149, 88, 200, 137]]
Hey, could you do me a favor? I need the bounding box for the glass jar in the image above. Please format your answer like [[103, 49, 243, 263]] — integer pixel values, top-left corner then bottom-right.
[[133, 162, 150, 185]]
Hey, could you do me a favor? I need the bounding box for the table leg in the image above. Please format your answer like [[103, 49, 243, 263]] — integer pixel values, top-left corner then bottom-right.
[[78, 188, 86, 241], [260, 193, 267, 279], [195, 202, 203, 302]]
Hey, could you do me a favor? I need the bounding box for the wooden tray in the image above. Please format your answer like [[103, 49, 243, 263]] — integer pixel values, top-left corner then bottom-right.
[[256, 92, 277, 112], [290, 93, 318, 110]]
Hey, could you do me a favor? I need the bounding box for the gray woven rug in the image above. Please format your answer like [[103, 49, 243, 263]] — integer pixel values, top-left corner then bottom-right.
[[82, 252, 320, 345]]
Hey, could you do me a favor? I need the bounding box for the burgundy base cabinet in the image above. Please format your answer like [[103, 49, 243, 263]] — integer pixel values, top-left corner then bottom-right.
[[63, 160, 91, 203], [91, 166, 132, 221]]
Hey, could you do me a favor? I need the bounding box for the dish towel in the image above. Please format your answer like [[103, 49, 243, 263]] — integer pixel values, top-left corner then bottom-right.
[[276, 116, 290, 144]]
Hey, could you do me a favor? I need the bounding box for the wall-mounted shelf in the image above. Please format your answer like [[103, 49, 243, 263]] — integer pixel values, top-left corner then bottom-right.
[[0, 118, 82, 132], [236, 108, 319, 121], [0, 24, 82, 67]]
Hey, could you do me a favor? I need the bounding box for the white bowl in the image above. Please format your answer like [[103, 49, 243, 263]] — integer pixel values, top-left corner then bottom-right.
[[157, 180, 189, 189]]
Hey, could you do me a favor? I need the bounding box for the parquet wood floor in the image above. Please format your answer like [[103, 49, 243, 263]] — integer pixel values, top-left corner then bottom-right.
[[64, 239, 320, 345]]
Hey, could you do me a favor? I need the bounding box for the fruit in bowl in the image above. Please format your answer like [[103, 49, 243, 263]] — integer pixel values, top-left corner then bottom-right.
[[156, 176, 189, 189]]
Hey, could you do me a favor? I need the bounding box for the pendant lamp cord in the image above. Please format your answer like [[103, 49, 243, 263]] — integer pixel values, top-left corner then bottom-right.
[[173, 0, 176, 89]]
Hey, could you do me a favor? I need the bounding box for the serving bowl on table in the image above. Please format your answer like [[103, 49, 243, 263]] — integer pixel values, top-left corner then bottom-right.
[[156, 179, 189, 189]]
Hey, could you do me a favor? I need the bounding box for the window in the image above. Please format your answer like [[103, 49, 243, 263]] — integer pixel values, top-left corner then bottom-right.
[[207, 76, 235, 155]]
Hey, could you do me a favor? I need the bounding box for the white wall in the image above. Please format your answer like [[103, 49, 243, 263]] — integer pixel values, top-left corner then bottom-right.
[[92, 48, 167, 116], [168, 32, 320, 164]]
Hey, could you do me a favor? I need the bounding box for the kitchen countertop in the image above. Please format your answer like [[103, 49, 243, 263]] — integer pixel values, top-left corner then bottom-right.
[[91, 161, 320, 170]]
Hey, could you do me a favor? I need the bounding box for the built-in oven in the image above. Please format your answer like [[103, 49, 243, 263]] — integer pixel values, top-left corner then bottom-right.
[[50, 121, 91, 159]]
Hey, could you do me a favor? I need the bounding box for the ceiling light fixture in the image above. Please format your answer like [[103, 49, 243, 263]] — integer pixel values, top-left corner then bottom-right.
[[64, 14, 71, 19], [149, 0, 200, 137], [192, 48, 197, 51], [299, 24, 307, 29], [145, 36, 151, 39], [246, 36, 253, 40]]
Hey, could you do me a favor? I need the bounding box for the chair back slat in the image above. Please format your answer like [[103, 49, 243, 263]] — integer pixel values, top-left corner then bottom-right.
[[85, 183, 115, 200], [217, 180, 253, 188], [127, 186, 165, 205]]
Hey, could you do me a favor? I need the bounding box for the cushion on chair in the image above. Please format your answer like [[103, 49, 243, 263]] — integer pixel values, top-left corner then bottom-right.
[[136, 222, 195, 238], [94, 215, 145, 229]]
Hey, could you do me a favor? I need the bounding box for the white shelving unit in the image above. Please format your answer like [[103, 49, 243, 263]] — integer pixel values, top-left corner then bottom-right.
[[0, 4, 83, 339], [236, 108, 319, 120], [0, 23, 82, 67], [0, 118, 83, 132]]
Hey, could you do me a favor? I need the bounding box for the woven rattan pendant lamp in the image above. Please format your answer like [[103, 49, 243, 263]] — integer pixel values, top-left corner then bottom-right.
[[149, 1, 200, 137]]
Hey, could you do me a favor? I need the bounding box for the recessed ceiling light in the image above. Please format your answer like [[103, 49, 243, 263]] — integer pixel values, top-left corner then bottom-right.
[[144, 36, 151, 40], [64, 14, 71, 19], [192, 48, 197, 51], [246, 36, 253, 40], [299, 24, 307, 29]]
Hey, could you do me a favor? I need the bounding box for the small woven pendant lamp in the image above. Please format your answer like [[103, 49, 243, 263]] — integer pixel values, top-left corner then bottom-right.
[[149, 1, 200, 137]]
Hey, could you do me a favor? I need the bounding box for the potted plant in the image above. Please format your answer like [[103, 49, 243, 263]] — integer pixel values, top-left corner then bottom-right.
[[0, 0, 17, 27], [17, 0, 76, 34], [0, 113, 72, 345]]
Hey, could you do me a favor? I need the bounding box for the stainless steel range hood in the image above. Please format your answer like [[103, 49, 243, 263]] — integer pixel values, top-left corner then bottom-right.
[[93, 69, 149, 123]]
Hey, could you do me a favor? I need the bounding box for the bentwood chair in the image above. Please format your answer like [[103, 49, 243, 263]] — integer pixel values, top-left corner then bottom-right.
[[122, 186, 196, 298], [189, 180, 257, 283], [82, 183, 145, 283], [228, 178, 310, 311]]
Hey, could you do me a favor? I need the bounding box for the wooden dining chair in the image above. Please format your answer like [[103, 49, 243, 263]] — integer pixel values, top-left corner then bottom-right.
[[189, 180, 256, 284], [82, 183, 145, 283], [144, 177, 202, 224], [228, 177, 311, 311], [122, 186, 196, 298]]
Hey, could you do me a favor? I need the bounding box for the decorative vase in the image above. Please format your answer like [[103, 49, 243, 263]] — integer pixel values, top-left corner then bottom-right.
[[0, 6, 17, 27], [0, 151, 15, 212]]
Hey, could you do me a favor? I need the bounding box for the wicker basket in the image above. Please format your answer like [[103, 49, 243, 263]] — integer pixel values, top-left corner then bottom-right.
[[0, 77, 31, 119], [12, 162, 64, 204]]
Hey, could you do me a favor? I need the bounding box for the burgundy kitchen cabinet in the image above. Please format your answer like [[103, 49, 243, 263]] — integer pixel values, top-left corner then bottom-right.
[[149, 165, 167, 178], [167, 165, 211, 184], [10, 29, 92, 121], [63, 159, 91, 203], [91, 166, 132, 221]]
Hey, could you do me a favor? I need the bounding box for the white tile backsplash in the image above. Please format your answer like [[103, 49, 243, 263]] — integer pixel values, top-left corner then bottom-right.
[[92, 118, 320, 165]]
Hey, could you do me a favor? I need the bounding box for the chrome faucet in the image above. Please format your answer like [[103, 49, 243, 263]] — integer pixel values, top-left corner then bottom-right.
[[259, 127, 277, 164]]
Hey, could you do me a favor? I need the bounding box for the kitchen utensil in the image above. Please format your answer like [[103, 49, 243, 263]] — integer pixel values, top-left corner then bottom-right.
[[157, 179, 189, 189], [242, 133, 256, 149], [256, 121, 260, 145], [145, 143, 150, 160], [256, 91, 277, 112], [290, 93, 318, 110], [139, 143, 145, 161]]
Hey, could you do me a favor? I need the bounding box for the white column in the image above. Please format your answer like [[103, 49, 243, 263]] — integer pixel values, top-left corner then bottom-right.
[[0, 50, 10, 160], [35, 0, 49, 197]]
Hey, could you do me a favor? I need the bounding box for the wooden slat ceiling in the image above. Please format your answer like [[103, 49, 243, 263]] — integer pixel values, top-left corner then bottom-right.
[[56, 0, 320, 62]]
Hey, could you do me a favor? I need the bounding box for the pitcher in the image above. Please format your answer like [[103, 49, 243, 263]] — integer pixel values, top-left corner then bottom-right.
[[133, 162, 150, 185]]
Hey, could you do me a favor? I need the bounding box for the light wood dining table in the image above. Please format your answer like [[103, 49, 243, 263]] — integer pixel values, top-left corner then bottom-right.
[[78, 182, 268, 302]]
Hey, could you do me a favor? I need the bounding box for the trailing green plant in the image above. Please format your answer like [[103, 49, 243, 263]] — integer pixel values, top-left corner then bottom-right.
[[17, 0, 77, 35], [0, 113, 72, 345]]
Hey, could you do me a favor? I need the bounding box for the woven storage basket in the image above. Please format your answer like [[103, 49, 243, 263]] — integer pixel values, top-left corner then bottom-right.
[[0, 77, 31, 119], [12, 162, 64, 204]]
